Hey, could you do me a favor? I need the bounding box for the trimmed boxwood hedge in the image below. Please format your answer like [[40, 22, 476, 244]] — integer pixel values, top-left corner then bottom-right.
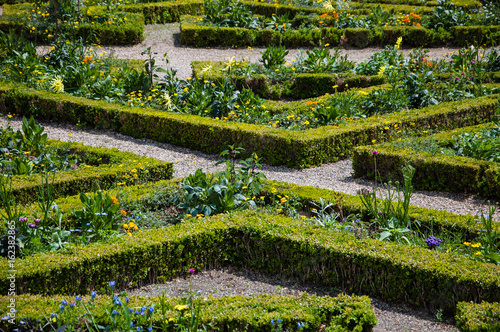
[[192, 60, 386, 100], [352, 123, 500, 198], [5, 139, 174, 205], [180, 15, 500, 48], [0, 5, 144, 45], [0, 293, 377, 332], [0, 210, 499, 314], [456, 301, 500, 332], [261, 179, 500, 241], [0, 83, 498, 168]]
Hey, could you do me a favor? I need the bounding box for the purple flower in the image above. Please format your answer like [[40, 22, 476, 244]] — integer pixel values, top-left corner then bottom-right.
[[34, 218, 41, 223], [372, 150, 378, 155], [28, 223, 37, 228], [357, 188, 372, 196], [425, 236, 443, 249], [189, 269, 195, 274]]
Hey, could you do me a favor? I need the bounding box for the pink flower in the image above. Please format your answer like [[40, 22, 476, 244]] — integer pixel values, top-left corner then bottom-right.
[[372, 150, 378, 155], [189, 269, 195, 274]]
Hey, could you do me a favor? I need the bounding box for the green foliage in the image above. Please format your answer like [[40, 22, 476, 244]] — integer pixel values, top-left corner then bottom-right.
[[72, 187, 122, 240], [176, 146, 265, 217], [353, 121, 500, 198], [0, 293, 377, 332], [1, 210, 499, 314], [0, 117, 77, 175], [260, 45, 288, 70], [456, 301, 500, 332]]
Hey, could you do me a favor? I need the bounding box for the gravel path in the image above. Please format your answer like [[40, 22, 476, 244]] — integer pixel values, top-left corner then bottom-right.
[[3, 19, 498, 331], [2, 116, 498, 220]]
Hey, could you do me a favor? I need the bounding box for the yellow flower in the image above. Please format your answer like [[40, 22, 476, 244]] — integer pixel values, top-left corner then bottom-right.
[[174, 304, 189, 311], [395, 36, 403, 50], [50, 76, 64, 93], [163, 92, 173, 110], [123, 224, 129, 229], [377, 66, 386, 76], [471, 243, 481, 248]]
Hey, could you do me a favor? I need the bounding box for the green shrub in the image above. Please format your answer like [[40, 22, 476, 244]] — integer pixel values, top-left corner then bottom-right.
[[456, 301, 500, 331], [0, 211, 499, 314], [0, 293, 377, 332], [0, 83, 497, 168]]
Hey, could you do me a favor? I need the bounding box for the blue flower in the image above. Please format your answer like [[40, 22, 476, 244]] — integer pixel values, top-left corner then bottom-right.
[[148, 327, 152, 332], [75, 296, 82, 302], [114, 299, 121, 306], [270, 320, 275, 325], [109, 281, 116, 289], [277, 319, 282, 324], [141, 306, 146, 312], [1, 316, 10, 321], [61, 300, 68, 306], [149, 307, 154, 313], [50, 313, 57, 318], [112, 310, 120, 315], [130, 322, 134, 327], [297, 322, 304, 328], [91, 291, 97, 299], [70, 302, 76, 308], [137, 327, 142, 332], [19, 321, 25, 325], [125, 297, 129, 303]]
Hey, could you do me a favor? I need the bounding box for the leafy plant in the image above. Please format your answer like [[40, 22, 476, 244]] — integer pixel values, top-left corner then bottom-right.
[[260, 45, 289, 70], [72, 187, 122, 240], [176, 146, 265, 217]]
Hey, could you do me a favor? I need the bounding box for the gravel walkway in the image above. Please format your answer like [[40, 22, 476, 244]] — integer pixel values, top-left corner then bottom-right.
[[3, 18, 498, 331]]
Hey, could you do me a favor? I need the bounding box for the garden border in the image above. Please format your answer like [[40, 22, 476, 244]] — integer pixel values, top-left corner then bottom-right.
[[352, 123, 500, 198], [0, 83, 498, 168]]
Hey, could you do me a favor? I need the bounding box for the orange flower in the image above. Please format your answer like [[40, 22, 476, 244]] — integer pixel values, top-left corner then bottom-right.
[[320, 13, 328, 18], [333, 11, 338, 18], [306, 100, 314, 105], [111, 196, 119, 204], [120, 209, 127, 215], [416, 23, 421, 27]]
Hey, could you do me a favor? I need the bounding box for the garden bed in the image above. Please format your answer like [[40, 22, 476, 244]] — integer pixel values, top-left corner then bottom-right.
[[352, 122, 500, 198]]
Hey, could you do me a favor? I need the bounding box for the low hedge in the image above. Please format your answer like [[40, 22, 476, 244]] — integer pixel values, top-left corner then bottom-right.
[[352, 123, 500, 198], [180, 15, 500, 48], [5, 140, 174, 205], [0, 210, 499, 314], [0, 83, 498, 169], [261, 180, 500, 241], [456, 301, 500, 332], [0, 5, 144, 45], [192, 60, 386, 100], [0, 293, 377, 331], [122, 0, 203, 24]]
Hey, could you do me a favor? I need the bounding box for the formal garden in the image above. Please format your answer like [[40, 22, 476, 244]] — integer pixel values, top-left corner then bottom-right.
[[0, 0, 499, 329]]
